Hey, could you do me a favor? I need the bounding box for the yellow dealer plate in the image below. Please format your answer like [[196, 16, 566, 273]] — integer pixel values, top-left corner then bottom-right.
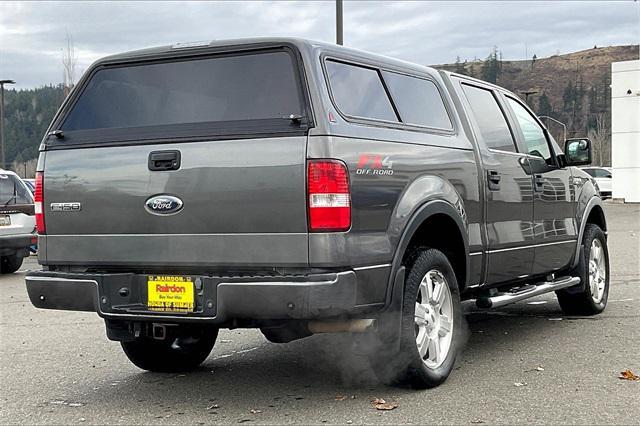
[[147, 275, 194, 312]]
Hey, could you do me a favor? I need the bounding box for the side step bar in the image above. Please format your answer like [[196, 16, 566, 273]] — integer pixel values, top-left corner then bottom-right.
[[476, 276, 581, 309]]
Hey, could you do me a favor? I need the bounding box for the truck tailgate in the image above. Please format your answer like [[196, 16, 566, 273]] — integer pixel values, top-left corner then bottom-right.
[[41, 136, 308, 267]]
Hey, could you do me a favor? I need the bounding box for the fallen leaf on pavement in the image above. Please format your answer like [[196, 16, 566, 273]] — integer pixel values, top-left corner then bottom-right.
[[371, 397, 399, 411], [335, 395, 349, 401], [619, 369, 640, 381]]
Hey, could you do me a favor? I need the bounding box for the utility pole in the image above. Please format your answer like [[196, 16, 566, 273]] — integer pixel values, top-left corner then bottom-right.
[[0, 79, 16, 170], [521, 89, 538, 106], [336, 0, 343, 45]]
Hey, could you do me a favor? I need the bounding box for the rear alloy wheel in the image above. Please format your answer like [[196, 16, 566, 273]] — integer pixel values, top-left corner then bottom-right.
[[414, 269, 455, 369], [0, 255, 23, 274], [121, 326, 218, 372], [372, 248, 462, 388], [557, 224, 609, 315]]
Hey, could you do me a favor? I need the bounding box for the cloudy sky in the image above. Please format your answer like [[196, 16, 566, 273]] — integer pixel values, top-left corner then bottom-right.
[[1, 1, 638, 89]]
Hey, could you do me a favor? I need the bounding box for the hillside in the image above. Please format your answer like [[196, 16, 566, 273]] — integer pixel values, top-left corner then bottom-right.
[[437, 45, 639, 148], [2, 45, 638, 173]]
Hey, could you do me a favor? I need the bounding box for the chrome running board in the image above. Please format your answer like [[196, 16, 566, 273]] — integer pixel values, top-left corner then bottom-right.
[[476, 276, 581, 309]]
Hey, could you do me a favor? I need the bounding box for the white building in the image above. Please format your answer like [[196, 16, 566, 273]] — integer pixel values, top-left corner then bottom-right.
[[611, 59, 640, 203]]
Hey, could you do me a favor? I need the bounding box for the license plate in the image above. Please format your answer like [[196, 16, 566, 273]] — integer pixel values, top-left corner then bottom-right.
[[147, 275, 195, 312], [0, 215, 10, 226]]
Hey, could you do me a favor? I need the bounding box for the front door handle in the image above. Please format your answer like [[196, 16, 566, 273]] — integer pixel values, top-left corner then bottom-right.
[[148, 150, 181, 171], [534, 174, 545, 192], [487, 170, 501, 191]]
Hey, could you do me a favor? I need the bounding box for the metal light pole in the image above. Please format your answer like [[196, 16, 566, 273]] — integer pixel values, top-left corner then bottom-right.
[[0, 79, 16, 170], [539, 115, 567, 143], [520, 89, 538, 106], [336, 0, 343, 45]]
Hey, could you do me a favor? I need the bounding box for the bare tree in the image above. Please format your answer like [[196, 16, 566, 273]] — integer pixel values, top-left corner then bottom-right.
[[62, 32, 78, 97], [588, 113, 610, 167]]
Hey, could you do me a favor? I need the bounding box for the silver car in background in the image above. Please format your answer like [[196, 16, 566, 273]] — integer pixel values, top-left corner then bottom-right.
[[0, 169, 36, 273]]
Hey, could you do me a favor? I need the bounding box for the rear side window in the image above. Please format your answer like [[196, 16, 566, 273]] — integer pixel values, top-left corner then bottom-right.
[[62, 50, 304, 132], [325, 60, 399, 122], [0, 174, 33, 205], [381, 71, 452, 129], [461, 84, 517, 152]]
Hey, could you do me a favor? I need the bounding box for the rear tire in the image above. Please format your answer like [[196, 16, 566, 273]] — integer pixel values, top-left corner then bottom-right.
[[556, 224, 609, 315], [0, 255, 23, 274], [121, 326, 218, 372], [372, 248, 463, 388]]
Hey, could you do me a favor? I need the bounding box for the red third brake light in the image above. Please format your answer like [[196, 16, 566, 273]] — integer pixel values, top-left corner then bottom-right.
[[307, 160, 351, 232], [34, 172, 45, 234]]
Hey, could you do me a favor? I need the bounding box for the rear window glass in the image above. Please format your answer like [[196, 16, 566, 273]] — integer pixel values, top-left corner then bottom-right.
[[0, 174, 33, 205], [325, 60, 399, 122], [381, 71, 452, 130], [62, 50, 304, 132]]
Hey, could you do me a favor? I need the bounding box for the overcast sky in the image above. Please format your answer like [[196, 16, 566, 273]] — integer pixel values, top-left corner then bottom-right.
[[1, 1, 638, 89]]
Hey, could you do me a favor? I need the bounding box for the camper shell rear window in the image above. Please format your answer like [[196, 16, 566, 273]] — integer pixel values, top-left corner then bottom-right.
[[52, 47, 310, 146]]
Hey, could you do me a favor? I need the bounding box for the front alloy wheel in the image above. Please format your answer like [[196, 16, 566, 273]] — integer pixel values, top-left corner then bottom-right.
[[557, 223, 609, 315]]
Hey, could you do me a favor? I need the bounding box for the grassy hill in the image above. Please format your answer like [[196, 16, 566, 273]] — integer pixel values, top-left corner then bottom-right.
[[437, 45, 639, 152]]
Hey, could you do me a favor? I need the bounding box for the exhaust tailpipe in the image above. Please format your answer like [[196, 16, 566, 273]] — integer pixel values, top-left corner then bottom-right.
[[307, 319, 376, 334]]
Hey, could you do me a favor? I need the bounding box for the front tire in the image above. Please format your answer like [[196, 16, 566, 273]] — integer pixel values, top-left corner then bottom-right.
[[556, 224, 609, 315], [0, 255, 23, 274], [121, 326, 218, 372], [373, 248, 463, 388]]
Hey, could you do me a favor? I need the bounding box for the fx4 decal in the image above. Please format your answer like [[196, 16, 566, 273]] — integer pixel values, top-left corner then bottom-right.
[[356, 154, 394, 175]]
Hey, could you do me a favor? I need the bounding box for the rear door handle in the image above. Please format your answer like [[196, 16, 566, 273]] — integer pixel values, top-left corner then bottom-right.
[[487, 170, 501, 190], [148, 150, 181, 171]]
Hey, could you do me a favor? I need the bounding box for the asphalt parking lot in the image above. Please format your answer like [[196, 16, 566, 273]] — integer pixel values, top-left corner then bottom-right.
[[1, 203, 638, 425]]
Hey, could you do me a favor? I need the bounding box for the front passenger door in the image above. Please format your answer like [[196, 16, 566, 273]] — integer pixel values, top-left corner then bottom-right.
[[504, 97, 577, 276]]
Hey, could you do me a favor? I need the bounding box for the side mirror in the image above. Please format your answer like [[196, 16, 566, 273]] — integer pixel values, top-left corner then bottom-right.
[[564, 138, 592, 166]]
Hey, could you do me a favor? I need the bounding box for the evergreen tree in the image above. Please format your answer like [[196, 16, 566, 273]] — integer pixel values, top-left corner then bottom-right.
[[3, 85, 65, 168], [537, 93, 553, 116], [481, 47, 501, 84], [454, 56, 465, 74]]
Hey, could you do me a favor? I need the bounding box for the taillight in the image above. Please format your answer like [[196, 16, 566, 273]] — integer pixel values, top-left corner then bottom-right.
[[34, 172, 45, 234], [307, 160, 351, 232]]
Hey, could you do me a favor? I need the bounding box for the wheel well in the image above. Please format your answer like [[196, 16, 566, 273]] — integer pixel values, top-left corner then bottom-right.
[[403, 213, 466, 289], [586, 205, 607, 233]]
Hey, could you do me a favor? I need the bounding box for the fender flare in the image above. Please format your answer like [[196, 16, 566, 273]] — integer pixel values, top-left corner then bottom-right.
[[385, 199, 469, 307], [571, 196, 607, 269]]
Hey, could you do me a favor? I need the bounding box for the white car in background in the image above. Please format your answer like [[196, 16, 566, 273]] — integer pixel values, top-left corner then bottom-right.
[[0, 169, 36, 273], [581, 167, 612, 199]]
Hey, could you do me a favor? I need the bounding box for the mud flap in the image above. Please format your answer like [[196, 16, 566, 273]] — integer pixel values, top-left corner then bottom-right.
[[564, 245, 587, 294], [352, 266, 405, 354]]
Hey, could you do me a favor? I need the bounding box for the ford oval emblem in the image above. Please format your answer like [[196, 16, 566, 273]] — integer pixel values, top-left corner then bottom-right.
[[145, 195, 184, 215]]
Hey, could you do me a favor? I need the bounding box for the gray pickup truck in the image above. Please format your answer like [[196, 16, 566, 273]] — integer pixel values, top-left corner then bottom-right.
[[26, 38, 609, 388]]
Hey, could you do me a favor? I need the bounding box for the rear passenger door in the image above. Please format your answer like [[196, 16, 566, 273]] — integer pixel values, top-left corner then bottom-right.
[[457, 82, 534, 285], [503, 96, 577, 275]]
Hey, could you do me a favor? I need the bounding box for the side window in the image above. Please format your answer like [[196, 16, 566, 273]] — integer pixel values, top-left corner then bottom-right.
[[381, 71, 452, 129], [325, 60, 398, 122], [506, 97, 553, 163], [461, 84, 517, 152]]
